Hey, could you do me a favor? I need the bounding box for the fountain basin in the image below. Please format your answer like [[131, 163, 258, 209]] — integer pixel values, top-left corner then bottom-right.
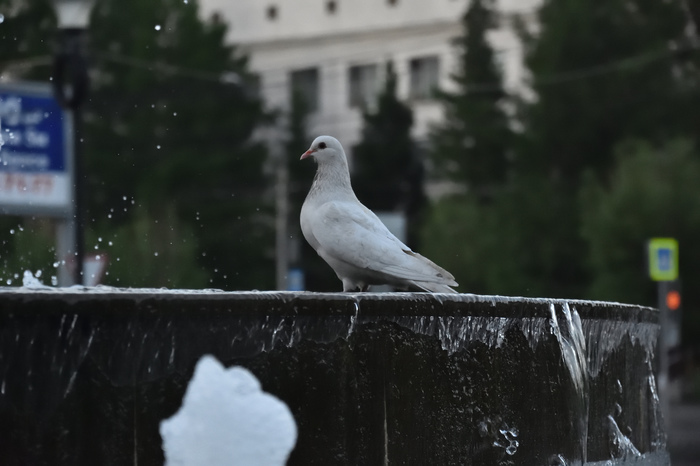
[[0, 289, 667, 465]]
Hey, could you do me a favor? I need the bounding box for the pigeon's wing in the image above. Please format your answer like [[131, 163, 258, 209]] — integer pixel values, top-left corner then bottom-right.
[[309, 201, 456, 285]]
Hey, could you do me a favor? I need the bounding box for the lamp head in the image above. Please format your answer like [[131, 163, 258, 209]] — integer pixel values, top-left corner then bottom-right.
[[52, 0, 96, 29]]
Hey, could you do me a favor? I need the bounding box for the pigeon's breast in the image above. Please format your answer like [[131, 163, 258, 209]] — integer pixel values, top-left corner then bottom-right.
[[300, 201, 321, 251]]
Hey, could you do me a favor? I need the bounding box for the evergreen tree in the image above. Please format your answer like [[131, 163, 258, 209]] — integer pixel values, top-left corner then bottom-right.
[[84, 0, 272, 290], [429, 0, 512, 196], [422, 175, 582, 298], [353, 62, 424, 246], [0, 0, 54, 81], [0, 0, 273, 289], [286, 89, 314, 217], [580, 138, 700, 342], [500, 0, 700, 297], [517, 0, 698, 183]]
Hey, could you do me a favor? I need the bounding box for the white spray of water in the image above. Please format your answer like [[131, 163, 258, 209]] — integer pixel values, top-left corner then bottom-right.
[[160, 355, 297, 466]]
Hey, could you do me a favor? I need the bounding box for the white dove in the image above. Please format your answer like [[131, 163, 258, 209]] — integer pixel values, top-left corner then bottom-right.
[[299, 135, 458, 293]]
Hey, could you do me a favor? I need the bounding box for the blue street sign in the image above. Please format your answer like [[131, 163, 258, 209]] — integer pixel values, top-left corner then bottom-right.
[[648, 238, 679, 281], [657, 248, 671, 271], [0, 81, 73, 217]]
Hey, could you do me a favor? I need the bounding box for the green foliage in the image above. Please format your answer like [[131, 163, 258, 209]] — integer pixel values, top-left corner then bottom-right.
[[518, 0, 698, 182], [422, 175, 586, 298], [425, 0, 700, 303], [84, 0, 272, 290], [97, 204, 208, 288], [0, 218, 56, 286], [0, 0, 55, 81], [423, 0, 586, 298], [580, 139, 700, 340], [287, 88, 314, 215], [429, 0, 512, 193], [1, 0, 274, 289], [353, 62, 425, 246]]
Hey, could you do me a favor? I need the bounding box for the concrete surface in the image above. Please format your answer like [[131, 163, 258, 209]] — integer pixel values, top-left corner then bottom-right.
[[668, 402, 700, 466]]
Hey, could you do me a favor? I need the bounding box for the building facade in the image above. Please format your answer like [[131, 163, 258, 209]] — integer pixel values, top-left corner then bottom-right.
[[199, 0, 536, 154]]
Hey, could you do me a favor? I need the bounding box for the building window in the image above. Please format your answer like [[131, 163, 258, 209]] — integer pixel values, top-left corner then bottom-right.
[[348, 64, 379, 109], [267, 5, 277, 21], [326, 0, 337, 14], [409, 56, 439, 100], [290, 68, 320, 112]]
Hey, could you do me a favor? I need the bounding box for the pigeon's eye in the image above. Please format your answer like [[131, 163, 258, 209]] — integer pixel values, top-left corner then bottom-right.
[[318, 142, 327, 149]]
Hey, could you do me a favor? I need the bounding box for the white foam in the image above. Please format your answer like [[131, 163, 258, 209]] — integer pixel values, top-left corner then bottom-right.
[[160, 355, 297, 466]]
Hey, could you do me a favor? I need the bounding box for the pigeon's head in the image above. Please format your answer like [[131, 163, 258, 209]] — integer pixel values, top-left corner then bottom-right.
[[300, 135, 345, 164]]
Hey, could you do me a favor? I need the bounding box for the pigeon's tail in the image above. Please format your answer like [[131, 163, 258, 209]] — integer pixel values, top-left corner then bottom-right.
[[410, 280, 458, 294]]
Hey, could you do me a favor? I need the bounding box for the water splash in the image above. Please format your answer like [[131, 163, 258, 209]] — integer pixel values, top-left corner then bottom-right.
[[497, 424, 520, 455], [646, 361, 667, 451], [584, 320, 658, 377], [478, 417, 520, 460], [550, 303, 589, 464], [22, 270, 48, 288], [608, 415, 641, 459]]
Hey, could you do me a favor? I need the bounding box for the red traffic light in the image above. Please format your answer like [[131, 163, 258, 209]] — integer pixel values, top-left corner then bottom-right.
[[666, 290, 681, 311]]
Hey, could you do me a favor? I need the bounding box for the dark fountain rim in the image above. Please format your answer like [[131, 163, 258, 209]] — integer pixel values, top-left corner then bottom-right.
[[0, 288, 658, 323]]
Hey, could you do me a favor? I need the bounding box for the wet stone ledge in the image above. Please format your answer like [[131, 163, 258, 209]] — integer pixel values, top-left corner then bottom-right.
[[0, 289, 668, 465]]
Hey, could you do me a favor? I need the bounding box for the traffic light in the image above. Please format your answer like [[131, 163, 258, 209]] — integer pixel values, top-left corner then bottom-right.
[[666, 289, 681, 312], [663, 280, 682, 313]]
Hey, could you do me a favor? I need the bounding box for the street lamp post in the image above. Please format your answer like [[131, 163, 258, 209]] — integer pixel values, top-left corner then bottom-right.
[[51, 0, 95, 285]]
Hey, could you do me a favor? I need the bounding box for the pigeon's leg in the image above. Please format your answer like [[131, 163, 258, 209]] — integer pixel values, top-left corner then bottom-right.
[[342, 279, 357, 292], [342, 279, 369, 292]]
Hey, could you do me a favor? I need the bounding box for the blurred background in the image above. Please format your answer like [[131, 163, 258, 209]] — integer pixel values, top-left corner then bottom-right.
[[1, 0, 700, 404]]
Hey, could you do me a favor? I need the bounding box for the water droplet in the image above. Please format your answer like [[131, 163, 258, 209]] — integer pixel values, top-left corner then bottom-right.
[[108, 241, 113, 246], [122, 196, 127, 201], [156, 145, 161, 149], [155, 24, 161, 31], [0, 14, 4, 24], [51, 276, 58, 286], [154, 252, 159, 257], [9, 229, 14, 234]]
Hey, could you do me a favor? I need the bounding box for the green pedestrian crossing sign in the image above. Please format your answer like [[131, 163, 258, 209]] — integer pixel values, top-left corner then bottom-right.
[[648, 238, 678, 281]]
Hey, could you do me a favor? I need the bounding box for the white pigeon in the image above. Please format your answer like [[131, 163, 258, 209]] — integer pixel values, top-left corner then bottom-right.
[[299, 135, 459, 293]]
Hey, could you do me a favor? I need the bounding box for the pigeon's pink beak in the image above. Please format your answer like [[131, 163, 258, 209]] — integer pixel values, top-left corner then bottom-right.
[[300, 149, 315, 160]]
